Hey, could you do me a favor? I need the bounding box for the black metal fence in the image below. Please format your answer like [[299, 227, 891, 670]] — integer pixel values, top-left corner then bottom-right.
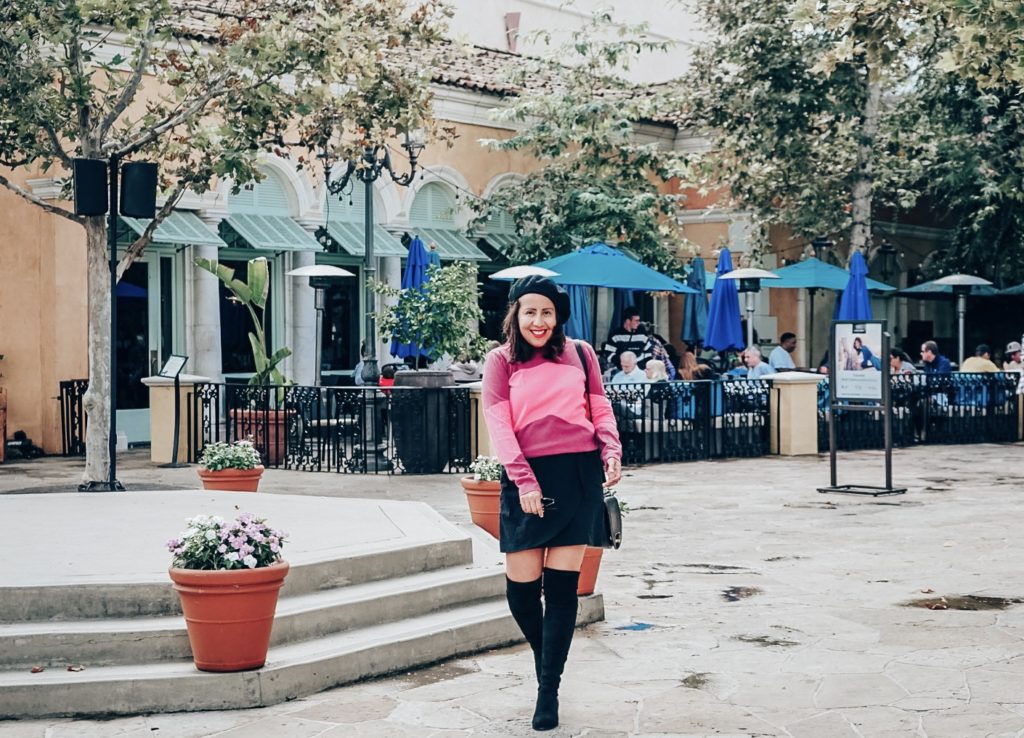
[[58, 379, 89, 456], [605, 378, 772, 465], [818, 372, 1021, 452], [188, 383, 476, 475]]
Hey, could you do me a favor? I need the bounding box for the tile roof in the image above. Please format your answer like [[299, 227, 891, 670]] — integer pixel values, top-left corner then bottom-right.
[[164, 0, 681, 126]]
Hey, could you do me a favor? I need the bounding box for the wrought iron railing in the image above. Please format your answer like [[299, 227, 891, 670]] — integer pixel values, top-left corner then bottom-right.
[[818, 372, 1021, 451], [58, 379, 89, 456], [605, 378, 771, 465], [188, 383, 475, 475]]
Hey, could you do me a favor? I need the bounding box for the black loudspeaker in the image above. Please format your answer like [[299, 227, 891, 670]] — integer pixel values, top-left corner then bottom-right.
[[72, 158, 109, 216], [120, 161, 159, 218]]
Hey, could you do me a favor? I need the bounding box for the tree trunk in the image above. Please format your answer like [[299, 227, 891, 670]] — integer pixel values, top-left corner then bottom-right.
[[849, 65, 882, 256], [81, 215, 111, 485]]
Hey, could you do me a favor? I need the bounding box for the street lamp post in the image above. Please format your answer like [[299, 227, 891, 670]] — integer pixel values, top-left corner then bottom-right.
[[326, 130, 425, 385]]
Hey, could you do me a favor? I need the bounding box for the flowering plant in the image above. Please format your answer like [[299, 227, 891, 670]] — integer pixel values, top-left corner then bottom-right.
[[198, 439, 262, 471], [166, 513, 287, 570], [469, 455, 504, 482]]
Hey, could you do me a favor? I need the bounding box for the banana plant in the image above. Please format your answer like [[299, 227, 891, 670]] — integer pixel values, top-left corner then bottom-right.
[[194, 257, 292, 388]]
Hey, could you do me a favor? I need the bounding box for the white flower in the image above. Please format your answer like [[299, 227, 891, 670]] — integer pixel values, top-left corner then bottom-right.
[[210, 515, 224, 525], [224, 552, 240, 562], [205, 530, 217, 540], [243, 555, 258, 569]]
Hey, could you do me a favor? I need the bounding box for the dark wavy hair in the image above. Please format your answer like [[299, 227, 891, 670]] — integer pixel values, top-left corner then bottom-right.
[[501, 299, 567, 363]]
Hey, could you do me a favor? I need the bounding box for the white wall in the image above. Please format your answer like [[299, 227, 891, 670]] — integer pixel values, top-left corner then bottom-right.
[[444, 0, 702, 83]]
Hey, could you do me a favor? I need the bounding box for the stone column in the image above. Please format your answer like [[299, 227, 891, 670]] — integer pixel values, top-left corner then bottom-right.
[[379, 255, 402, 362], [288, 250, 316, 386], [189, 240, 223, 382], [768, 371, 824, 455]]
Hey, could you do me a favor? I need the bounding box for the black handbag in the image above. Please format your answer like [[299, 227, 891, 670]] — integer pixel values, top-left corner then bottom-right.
[[574, 341, 623, 550]]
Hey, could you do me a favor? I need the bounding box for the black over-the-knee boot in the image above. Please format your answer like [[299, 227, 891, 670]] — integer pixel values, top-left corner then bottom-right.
[[533, 567, 580, 731], [506, 576, 544, 682]]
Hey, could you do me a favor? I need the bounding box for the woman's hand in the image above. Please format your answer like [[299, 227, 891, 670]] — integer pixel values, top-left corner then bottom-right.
[[603, 457, 622, 488], [519, 490, 544, 517]]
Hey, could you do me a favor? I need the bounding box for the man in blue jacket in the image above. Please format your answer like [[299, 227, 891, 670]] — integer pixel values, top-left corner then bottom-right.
[[920, 340, 952, 373]]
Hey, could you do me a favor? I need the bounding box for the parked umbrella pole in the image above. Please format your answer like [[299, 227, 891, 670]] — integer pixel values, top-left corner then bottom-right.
[[745, 292, 755, 348], [808, 288, 816, 368]]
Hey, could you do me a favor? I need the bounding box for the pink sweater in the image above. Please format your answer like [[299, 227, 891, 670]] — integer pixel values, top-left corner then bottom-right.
[[482, 341, 622, 495]]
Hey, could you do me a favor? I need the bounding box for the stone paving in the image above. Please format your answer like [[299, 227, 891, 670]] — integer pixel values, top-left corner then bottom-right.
[[2, 443, 1024, 737]]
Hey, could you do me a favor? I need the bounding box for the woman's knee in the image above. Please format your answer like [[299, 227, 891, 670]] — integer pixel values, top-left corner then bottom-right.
[[543, 545, 587, 572], [506, 549, 544, 581]]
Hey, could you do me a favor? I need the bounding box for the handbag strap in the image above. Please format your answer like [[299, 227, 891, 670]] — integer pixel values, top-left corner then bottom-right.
[[574, 340, 593, 420]]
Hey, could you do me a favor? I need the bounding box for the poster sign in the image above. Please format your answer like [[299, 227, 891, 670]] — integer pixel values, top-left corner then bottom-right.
[[834, 322, 883, 401], [158, 354, 188, 379]]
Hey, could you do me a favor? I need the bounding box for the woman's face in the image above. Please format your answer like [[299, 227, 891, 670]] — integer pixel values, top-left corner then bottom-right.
[[645, 364, 656, 380], [517, 293, 557, 349], [854, 338, 862, 350], [889, 355, 899, 371]]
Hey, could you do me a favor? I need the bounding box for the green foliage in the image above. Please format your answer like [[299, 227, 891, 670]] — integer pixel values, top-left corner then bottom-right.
[[373, 261, 489, 363], [166, 513, 287, 570], [475, 13, 693, 273], [198, 439, 262, 471], [194, 256, 291, 387]]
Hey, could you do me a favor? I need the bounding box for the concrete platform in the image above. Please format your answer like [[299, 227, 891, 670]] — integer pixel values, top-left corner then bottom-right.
[[0, 489, 604, 719]]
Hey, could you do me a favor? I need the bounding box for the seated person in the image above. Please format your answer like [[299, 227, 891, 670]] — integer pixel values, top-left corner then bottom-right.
[[378, 364, 397, 389], [744, 346, 776, 379], [768, 332, 797, 370], [960, 344, 1000, 373], [611, 351, 647, 384]]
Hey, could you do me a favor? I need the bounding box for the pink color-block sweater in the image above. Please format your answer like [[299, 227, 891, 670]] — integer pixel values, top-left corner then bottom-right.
[[482, 342, 622, 495]]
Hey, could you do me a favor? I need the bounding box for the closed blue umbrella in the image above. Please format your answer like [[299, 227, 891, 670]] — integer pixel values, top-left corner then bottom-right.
[[391, 236, 431, 359], [837, 251, 873, 320], [564, 285, 592, 342], [681, 257, 709, 345], [613, 288, 641, 327], [704, 249, 744, 351]]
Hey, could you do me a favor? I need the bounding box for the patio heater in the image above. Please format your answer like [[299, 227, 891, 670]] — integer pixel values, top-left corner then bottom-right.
[[719, 267, 780, 349], [325, 128, 426, 385], [285, 264, 355, 387], [932, 274, 993, 365], [808, 235, 835, 366]]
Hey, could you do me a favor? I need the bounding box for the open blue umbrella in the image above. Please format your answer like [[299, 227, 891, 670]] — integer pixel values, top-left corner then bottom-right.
[[390, 235, 431, 359], [704, 249, 744, 351], [837, 251, 873, 320], [770, 256, 896, 292], [681, 257, 709, 345], [493, 243, 697, 294], [564, 285, 592, 342]]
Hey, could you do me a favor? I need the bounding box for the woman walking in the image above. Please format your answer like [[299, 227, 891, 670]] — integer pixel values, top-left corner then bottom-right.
[[482, 275, 622, 731]]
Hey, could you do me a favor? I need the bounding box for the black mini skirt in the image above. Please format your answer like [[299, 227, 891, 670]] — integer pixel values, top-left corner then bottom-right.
[[499, 449, 607, 553]]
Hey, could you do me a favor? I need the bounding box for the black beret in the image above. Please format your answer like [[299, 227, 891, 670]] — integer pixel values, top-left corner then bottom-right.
[[508, 275, 571, 325]]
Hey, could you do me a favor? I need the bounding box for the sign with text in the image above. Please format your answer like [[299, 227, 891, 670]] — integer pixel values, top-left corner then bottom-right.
[[833, 321, 883, 401]]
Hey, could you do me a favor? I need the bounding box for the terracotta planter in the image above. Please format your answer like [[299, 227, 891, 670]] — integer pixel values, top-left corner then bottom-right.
[[196, 465, 264, 492], [169, 561, 289, 672], [229, 409, 290, 466], [460, 477, 501, 538], [577, 546, 604, 596]]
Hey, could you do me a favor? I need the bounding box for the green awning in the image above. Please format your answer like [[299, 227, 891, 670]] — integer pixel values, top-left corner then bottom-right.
[[415, 227, 489, 261], [223, 213, 323, 251], [324, 220, 407, 258], [120, 211, 227, 248], [480, 232, 517, 255]]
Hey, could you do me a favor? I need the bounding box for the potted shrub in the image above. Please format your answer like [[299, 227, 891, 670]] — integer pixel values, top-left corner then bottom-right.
[[195, 257, 293, 465], [166, 512, 289, 671], [461, 455, 503, 538], [373, 261, 489, 473], [196, 439, 264, 492]]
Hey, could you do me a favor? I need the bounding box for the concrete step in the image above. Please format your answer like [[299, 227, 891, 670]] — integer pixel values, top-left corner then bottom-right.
[[0, 594, 605, 719], [0, 564, 506, 669]]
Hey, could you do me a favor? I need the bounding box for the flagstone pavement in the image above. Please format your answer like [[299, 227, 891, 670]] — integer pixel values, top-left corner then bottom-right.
[[1, 442, 1023, 737]]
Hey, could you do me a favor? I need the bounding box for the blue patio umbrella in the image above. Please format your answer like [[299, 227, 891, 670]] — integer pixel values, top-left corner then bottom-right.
[[837, 251, 873, 320], [564, 285, 592, 342], [704, 249, 744, 351], [390, 235, 431, 359], [681, 257, 709, 345], [613, 289, 641, 327], [1000, 283, 1024, 295], [493, 243, 697, 294], [769, 256, 896, 292]]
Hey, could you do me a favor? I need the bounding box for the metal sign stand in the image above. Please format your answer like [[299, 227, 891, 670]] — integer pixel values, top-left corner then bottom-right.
[[818, 320, 906, 496], [158, 355, 190, 469]]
